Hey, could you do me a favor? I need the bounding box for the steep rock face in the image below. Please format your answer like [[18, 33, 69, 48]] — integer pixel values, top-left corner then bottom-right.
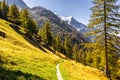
[[0, 0, 28, 9], [29, 6, 90, 43]]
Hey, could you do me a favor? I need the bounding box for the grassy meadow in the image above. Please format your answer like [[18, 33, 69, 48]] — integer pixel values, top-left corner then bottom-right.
[[0, 19, 61, 80], [60, 60, 108, 80], [0, 19, 110, 80]]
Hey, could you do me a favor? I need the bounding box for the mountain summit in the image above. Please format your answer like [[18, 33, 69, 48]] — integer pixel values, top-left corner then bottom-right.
[[59, 16, 88, 33], [0, 0, 28, 9]]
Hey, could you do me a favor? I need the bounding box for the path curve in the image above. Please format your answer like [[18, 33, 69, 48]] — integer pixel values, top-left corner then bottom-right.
[[56, 63, 63, 80]]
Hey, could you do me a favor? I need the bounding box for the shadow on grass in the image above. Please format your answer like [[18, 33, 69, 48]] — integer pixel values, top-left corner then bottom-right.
[[23, 33, 47, 53], [9, 24, 23, 35], [0, 66, 45, 80], [9, 24, 48, 53], [43, 44, 55, 53]]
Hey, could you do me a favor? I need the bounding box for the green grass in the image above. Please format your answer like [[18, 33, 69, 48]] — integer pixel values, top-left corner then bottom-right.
[[0, 19, 61, 80], [60, 60, 108, 80]]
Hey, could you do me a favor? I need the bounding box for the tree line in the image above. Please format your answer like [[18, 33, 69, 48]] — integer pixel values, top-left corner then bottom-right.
[[0, 0, 38, 35]]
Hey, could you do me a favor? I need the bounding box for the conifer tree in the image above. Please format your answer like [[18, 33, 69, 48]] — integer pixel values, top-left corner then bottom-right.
[[88, 0, 120, 77], [26, 19, 38, 34], [42, 21, 53, 46], [20, 8, 29, 29], [0, 2, 2, 18], [64, 36, 72, 58], [55, 35, 62, 52], [1, 0, 8, 19], [7, 4, 20, 24], [72, 43, 78, 60]]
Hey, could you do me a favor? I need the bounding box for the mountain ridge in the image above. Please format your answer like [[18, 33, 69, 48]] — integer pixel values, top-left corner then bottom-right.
[[59, 15, 88, 33]]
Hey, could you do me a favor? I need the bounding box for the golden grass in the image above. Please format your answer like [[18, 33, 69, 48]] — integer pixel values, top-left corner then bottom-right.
[[0, 19, 61, 80], [0, 19, 110, 80], [60, 60, 108, 80]]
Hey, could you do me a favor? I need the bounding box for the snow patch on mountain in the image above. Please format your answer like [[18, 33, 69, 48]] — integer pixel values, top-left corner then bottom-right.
[[60, 16, 72, 24], [58, 15, 88, 33], [117, 34, 120, 37]]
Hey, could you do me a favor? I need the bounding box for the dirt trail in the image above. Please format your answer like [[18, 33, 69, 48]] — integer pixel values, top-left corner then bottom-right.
[[56, 63, 63, 80]]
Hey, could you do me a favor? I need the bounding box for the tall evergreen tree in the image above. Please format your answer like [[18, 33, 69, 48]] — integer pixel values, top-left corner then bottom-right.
[[7, 4, 20, 24], [54, 35, 62, 52], [26, 19, 38, 34], [64, 36, 72, 58], [72, 43, 78, 60], [88, 0, 120, 78], [0, 2, 2, 18], [42, 21, 53, 46], [1, 0, 8, 19], [20, 8, 29, 29]]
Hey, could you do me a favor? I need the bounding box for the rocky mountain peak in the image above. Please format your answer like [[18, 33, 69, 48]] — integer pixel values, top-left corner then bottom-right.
[[58, 15, 88, 33]]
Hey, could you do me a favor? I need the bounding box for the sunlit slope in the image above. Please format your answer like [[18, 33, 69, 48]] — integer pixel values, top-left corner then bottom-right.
[[60, 60, 108, 80], [0, 19, 61, 80], [0, 19, 109, 80]]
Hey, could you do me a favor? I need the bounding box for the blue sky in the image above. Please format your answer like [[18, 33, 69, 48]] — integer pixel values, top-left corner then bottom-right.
[[23, 0, 93, 25]]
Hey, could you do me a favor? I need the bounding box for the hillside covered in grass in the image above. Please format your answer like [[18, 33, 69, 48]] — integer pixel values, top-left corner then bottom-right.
[[60, 60, 108, 80], [0, 19, 61, 80], [0, 19, 109, 80]]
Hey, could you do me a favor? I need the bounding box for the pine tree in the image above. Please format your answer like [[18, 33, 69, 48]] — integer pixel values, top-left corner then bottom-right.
[[37, 28, 42, 36], [7, 4, 20, 24], [0, 2, 2, 18], [55, 35, 62, 52], [64, 36, 72, 58], [72, 43, 78, 60], [42, 21, 53, 46], [26, 19, 38, 34], [20, 8, 29, 29], [88, 0, 120, 78], [1, 0, 8, 19]]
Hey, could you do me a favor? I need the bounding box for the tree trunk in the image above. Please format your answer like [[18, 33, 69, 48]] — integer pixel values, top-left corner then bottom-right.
[[104, 0, 109, 77]]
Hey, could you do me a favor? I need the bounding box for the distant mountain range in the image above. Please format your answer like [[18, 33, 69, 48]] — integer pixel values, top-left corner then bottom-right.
[[59, 16, 88, 33], [0, 0, 90, 43]]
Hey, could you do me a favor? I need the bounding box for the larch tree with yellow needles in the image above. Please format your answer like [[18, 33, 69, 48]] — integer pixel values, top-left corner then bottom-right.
[[88, 0, 120, 79]]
